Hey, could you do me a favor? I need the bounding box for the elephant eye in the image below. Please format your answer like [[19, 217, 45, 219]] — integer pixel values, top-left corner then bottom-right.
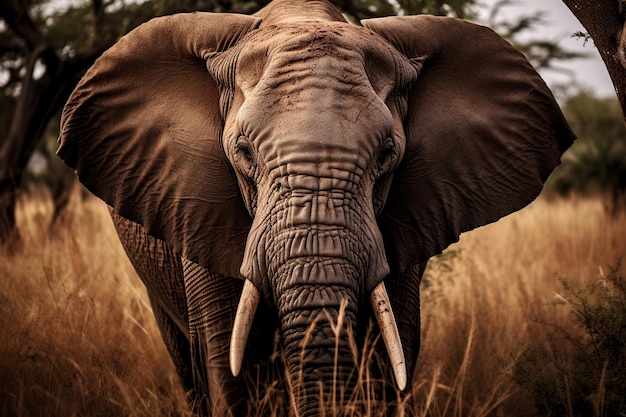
[[234, 135, 256, 176], [236, 135, 254, 162], [377, 137, 398, 173]]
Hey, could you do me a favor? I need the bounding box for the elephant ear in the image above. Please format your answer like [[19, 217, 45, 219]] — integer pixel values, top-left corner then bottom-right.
[[58, 12, 261, 278], [363, 16, 575, 273]]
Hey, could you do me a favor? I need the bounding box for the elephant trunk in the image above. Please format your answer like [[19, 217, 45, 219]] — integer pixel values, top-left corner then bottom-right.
[[231, 189, 407, 415], [276, 260, 359, 417]]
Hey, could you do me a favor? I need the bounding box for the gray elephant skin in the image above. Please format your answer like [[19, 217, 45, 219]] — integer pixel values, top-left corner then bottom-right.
[[57, 0, 575, 416]]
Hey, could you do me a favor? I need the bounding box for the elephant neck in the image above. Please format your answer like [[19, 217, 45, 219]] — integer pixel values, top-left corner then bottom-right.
[[254, 0, 346, 26]]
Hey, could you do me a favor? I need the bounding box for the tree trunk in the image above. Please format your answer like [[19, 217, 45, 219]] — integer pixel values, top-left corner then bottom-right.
[[0, 182, 17, 246], [0, 0, 106, 243], [562, 0, 626, 121]]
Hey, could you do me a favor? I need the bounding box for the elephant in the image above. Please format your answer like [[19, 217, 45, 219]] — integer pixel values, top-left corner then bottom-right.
[[56, 0, 575, 416]]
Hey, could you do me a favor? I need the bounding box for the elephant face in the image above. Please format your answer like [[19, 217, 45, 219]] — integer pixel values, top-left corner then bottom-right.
[[212, 23, 415, 294], [57, 0, 575, 415]]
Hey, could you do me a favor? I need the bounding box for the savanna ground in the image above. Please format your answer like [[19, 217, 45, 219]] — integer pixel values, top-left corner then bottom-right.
[[1, 189, 624, 417]]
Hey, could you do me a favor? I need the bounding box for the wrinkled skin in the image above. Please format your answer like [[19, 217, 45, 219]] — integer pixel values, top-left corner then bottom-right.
[[57, 0, 576, 416]]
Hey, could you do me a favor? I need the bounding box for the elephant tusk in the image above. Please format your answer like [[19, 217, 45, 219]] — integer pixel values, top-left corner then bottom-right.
[[230, 279, 261, 377], [370, 281, 407, 391]]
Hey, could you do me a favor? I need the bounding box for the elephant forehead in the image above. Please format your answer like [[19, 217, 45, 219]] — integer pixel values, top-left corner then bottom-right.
[[235, 22, 402, 98], [226, 24, 400, 156]]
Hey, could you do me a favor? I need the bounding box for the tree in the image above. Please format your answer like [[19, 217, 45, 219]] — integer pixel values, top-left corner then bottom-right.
[[0, 0, 166, 243]]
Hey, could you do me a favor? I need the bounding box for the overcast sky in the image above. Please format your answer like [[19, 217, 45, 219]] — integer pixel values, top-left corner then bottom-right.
[[476, 0, 616, 98]]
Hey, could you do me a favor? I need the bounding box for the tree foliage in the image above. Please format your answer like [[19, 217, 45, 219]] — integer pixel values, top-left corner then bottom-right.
[[546, 91, 626, 212], [484, 0, 587, 72]]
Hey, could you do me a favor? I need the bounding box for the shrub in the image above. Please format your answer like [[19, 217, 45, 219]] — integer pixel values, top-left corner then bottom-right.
[[510, 261, 626, 417]]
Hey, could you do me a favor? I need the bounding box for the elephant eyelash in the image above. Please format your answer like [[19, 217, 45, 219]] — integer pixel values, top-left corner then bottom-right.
[[231, 135, 258, 216]]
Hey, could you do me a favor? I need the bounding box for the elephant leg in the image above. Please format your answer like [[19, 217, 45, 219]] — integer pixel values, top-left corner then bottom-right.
[[110, 212, 195, 397], [390, 262, 425, 415], [112, 211, 275, 416], [148, 297, 194, 392], [182, 259, 249, 417], [110, 210, 189, 328]]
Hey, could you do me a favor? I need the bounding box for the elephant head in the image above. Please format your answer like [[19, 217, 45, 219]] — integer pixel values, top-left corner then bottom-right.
[[57, 0, 574, 415]]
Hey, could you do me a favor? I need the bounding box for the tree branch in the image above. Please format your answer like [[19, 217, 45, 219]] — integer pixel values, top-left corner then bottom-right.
[[0, 0, 59, 71], [0, 40, 27, 56], [0, 0, 47, 51]]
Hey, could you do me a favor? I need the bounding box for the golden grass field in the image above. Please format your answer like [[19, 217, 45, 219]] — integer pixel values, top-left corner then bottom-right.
[[1, 190, 624, 417]]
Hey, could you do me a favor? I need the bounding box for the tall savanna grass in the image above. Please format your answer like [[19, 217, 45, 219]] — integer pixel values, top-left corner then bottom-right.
[[1, 190, 624, 416], [0, 190, 189, 417]]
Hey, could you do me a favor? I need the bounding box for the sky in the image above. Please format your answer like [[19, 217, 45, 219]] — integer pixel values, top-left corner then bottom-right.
[[476, 0, 617, 98]]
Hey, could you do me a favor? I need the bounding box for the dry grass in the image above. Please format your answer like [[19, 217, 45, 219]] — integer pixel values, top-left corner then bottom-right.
[[0, 190, 189, 417], [413, 195, 626, 417], [1, 190, 624, 416]]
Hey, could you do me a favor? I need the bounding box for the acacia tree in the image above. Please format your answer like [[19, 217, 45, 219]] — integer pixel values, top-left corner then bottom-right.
[[546, 92, 626, 212]]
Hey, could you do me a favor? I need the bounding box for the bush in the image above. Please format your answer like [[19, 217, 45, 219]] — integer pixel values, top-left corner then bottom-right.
[[510, 261, 626, 417]]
